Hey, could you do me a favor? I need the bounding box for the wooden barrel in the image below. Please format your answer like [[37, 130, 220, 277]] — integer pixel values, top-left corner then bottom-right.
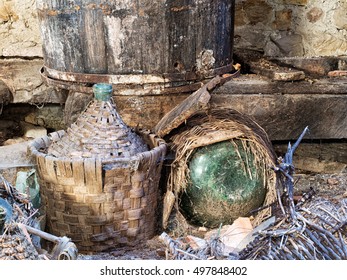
[[36, 0, 235, 95]]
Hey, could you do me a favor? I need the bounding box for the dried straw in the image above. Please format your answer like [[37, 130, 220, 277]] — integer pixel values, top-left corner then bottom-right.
[[166, 108, 278, 229], [239, 198, 347, 260]]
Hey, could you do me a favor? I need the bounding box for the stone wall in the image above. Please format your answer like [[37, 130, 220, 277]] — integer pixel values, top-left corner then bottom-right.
[[0, 0, 42, 57], [234, 0, 347, 57]]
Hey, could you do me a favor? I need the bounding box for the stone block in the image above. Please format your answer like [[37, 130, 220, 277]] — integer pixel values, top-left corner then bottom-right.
[[234, 26, 270, 53], [242, 0, 273, 25], [0, 140, 33, 184], [334, 5, 347, 30], [0, 0, 42, 57], [24, 105, 66, 131], [0, 80, 12, 103], [3, 138, 27, 146], [273, 9, 292, 30], [20, 121, 47, 139], [311, 34, 347, 56], [235, 2, 248, 27], [0, 59, 67, 104], [306, 7, 324, 23], [338, 57, 347, 70], [234, 0, 347, 57], [269, 33, 304, 56]]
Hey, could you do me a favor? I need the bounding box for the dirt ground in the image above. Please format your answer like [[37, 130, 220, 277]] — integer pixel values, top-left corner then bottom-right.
[[77, 237, 166, 260]]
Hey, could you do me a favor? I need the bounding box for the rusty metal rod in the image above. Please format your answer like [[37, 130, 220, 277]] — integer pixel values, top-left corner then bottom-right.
[[18, 223, 60, 243]]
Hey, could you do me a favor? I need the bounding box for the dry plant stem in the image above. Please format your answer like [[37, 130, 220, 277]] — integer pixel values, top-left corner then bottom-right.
[[276, 126, 309, 221], [338, 232, 347, 258], [300, 207, 336, 228], [317, 206, 341, 222]]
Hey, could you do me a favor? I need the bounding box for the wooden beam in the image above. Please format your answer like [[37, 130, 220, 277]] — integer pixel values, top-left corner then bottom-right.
[[234, 49, 305, 81], [212, 74, 347, 95], [0, 58, 346, 141], [211, 77, 347, 140], [273, 56, 340, 76]]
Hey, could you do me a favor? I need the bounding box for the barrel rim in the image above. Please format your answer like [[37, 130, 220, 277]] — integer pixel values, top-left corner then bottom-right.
[[44, 64, 233, 83], [40, 65, 239, 95]]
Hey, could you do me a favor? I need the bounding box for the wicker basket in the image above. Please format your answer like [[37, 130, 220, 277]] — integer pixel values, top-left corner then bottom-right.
[[29, 130, 166, 252], [29, 84, 167, 252]]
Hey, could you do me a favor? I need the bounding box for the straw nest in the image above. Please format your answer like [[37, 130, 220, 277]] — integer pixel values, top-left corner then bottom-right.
[[166, 108, 278, 231]]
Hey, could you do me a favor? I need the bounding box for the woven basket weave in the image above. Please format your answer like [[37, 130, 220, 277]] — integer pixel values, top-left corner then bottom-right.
[[47, 95, 148, 160], [29, 130, 166, 252], [29, 91, 167, 252]]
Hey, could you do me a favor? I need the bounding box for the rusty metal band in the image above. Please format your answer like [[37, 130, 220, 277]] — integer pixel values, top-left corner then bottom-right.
[[40, 65, 239, 96], [43, 63, 234, 84]]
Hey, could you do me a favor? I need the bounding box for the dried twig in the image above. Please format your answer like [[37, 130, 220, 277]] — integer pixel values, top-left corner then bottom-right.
[[274, 126, 309, 221], [238, 127, 347, 260]]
